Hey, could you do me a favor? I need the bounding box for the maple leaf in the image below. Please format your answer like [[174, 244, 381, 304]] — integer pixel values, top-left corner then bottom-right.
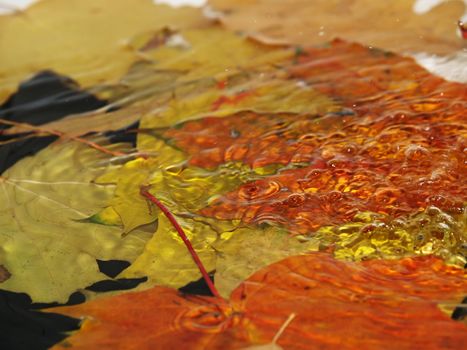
[[193, 40, 467, 264], [48, 253, 467, 350], [91, 137, 317, 294], [208, 0, 466, 55], [0, 140, 152, 303], [138, 77, 339, 136], [92, 40, 466, 295], [3, 27, 309, 141], [132, 27, 293, 83], [0, 0, 210, 103]]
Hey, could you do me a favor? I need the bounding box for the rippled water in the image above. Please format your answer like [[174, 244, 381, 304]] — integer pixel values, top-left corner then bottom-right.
[[0, 0, 465, 348], [132, 40, 466, 266]]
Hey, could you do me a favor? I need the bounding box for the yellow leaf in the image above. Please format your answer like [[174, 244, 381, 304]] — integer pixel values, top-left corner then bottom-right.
[[136, 27, 293, 81], [138, 78, 339, 151], [94, 157, 160, 233], [0, 0, 209, 103], [213, 227, 319, 297], [119, 213, 218, 288], [0, 141, 151, 303]]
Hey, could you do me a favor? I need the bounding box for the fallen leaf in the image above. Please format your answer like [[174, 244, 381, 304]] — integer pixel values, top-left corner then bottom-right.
[[93, 157, 160, 233], [163, 110, 344, 169], [49, 253, 467, 349], [213, 227, 319, 297], [133, 27, 293, 83], [0, 140, 152, 303], [0, 0, 210, 103], [118, 212, 218, 289], [138, 76, 338, 139], [208, 0, 466, 55], [197, 40, 466, 264]]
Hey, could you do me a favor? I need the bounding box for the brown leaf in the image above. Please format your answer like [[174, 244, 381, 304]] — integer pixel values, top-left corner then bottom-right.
[[209, 0, 466, 54]]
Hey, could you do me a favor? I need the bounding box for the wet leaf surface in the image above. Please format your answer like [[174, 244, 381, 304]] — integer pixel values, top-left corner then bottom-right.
[[0, 71, 107, 172], [208, 0, 466, 55], [48, 253, 467, 350], [0, 141, 151, 302], [0, 1, 465, 347], [0, 0, 210, 103]]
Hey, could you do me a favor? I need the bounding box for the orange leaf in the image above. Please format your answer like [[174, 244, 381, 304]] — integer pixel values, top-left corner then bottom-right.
[[49, 253, 466, 349], [161, 41, 466, 236]]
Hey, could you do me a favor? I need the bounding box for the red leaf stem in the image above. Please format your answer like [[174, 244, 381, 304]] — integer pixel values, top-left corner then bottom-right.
[[140, 187, 222, 299]]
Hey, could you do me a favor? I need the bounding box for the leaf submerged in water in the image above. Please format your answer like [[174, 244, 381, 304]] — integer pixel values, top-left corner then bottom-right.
[[208, 0, 466, 54], [48, 253, 467, 350]]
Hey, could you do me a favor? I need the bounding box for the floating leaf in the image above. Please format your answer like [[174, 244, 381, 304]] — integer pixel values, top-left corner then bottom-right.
[[209, 0, 466, 54], [49, 253, 467, 349], [0, 141, 151, 302]]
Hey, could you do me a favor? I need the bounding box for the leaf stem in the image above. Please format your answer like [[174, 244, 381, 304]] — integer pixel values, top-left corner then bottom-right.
[[140, 187, 221, 299], [0, 118, 125, 157]]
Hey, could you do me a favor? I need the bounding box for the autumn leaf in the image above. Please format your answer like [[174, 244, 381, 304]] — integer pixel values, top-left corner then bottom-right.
[[209, 0, 466, 55], [0, 0, 210, 103], [212, 226, 319, 297], [138, 76, 338, 133], [132, 27, 293, 82], [93, 40, 466, 292], [48, 253, 467, 349], [196, 40, 467, 264], [118, 210, 318, 297], [0, 140, 152, 303], [91, 135, 315, 293]]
